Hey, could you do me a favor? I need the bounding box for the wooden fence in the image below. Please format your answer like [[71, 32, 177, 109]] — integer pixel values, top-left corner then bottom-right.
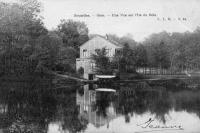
[[136, 67, 186, 75]]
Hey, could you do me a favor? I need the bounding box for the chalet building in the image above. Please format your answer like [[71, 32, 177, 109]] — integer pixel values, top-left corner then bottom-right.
[[76, 35, 123, 79]]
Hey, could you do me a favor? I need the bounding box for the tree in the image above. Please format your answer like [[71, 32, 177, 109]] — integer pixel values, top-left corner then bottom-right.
[[142, 32, 171, 69], [57, 19, 89, 51], [114, 44, 136, 73], [120, 34, 137, 48], [57, 46, 78, 72], [92, 48, 113, 74], [0, 0, 47, 76], [152, 41, 170, 69], [35, 32, 62, 71], [142, 29, 200, 72], [107, 34, 137, 48], [0, 0, 46, 48], [78, 67, 84, 75], [134, 44, 148, 68]]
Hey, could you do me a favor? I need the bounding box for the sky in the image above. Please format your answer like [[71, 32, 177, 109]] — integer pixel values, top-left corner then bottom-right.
[[2, 0, 200, 42]]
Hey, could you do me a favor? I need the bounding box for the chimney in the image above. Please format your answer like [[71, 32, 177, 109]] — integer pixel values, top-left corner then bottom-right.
[[106, 34, 109, 40]]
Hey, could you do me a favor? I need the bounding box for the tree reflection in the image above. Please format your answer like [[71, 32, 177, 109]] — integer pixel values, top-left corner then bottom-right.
[[55, 88, 88, 133], [0, 80, 56, 133], [0, 81, 87, 133], [94, 92, 116, 117], [173, 90, 200, 118], [0, 78, 200, 132], [93, 80, 200, 125]]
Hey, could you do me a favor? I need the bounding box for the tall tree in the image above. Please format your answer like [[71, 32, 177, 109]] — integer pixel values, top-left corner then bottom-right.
[[34, 32, 62, 72], [92, 48, 113, 74], [152, 41, 170, 69], [134, 44, 148, 68], [114, 44, 136, 72], [0, 0, 47, 76], [107, 34, 137, 48], [57, 19, 89, 51]]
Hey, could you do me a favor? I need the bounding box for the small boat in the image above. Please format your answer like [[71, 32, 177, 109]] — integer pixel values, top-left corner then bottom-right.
[[96, 75, 116, 83], [95, 88, 116, 92], [96, 75, 116, 79], [185, 71, 191, 77], [185, 70, 200, 77]]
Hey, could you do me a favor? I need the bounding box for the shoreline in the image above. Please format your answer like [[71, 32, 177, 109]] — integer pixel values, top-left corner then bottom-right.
[[1, 73, 199, 83]]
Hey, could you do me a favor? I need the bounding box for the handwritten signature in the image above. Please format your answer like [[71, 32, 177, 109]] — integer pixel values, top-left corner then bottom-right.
[[137, 118, 184, 131]]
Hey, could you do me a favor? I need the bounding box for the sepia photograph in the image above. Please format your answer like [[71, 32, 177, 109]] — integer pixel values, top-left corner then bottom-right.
[[0, 0, 200, 132]]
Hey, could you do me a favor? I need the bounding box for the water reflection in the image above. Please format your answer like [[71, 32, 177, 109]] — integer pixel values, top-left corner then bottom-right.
[[76, 84, 117, 128], [0, 78, 199, 133], [74, 80, 200, 133]]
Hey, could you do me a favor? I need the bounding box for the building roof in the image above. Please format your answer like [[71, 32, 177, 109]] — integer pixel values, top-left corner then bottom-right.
[[107, 37, 124, 47], [82, 35, 124, 48]]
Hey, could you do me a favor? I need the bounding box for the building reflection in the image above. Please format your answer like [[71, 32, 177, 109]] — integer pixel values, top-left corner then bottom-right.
[[75, 82, 157, 128], [0, 104, 7, 114], [76, 82, 169, 128], [0, 78, 199, 133], [76, 84, 117, 128]]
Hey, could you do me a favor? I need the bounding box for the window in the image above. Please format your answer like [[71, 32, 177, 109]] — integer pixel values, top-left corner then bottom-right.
[[95, 49, 100, 53], [83, 49, 87, 57], [106, 48, 112, 56], [90, 62, 96, 70], [115, 49, 121, 55]]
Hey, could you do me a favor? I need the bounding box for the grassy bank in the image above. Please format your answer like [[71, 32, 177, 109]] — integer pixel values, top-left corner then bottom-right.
[[0, 73, 54, 82]]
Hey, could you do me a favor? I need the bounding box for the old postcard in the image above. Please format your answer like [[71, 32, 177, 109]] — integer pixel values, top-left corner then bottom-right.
[[0, 0, 200, 133]]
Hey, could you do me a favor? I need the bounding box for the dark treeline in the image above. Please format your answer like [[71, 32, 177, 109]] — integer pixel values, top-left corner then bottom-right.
[[142, 30, 200, 72], [1, 0, 200, 78], [0, 0, 89, 78], [92, 29, 200, 75]]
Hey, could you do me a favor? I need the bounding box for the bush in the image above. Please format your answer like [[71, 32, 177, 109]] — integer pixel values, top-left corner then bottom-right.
[[78, 67, 84, 75], [54, 63, 75, 73]]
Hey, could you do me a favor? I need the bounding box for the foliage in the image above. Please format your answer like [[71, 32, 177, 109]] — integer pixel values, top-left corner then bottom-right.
[[113, 44, 136, 73], [58, 19, 89, 51], [0, 0, 48, 76], [57, 46, 78, 71], [78, 67, 84, 75], [1, 0, 200, 78], [34, 32, 62, 71], [92, 48, 113, 74], [0, 1, 88, 77], [106, 34, 137, 48], [152, 41, 170, 68], [134, 44, 148, 67], [142, 29, 200, 71]]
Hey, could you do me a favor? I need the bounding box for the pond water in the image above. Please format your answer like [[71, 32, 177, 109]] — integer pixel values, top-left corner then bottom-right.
[[0, 78, 200, 133]]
